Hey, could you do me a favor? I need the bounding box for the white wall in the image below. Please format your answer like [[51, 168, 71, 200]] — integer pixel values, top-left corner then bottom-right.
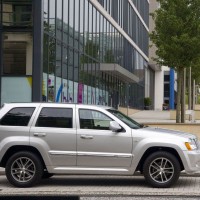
[[145, 67, 150, 97], [154, 69, 164, 110]]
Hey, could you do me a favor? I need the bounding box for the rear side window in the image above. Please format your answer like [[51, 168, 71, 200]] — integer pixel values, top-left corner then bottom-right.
[[36, 107, 73, 128], [0, 107, 35, 126]]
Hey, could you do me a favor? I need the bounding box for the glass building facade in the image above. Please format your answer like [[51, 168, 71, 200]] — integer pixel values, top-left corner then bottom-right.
[[0, 0, 149, 109]]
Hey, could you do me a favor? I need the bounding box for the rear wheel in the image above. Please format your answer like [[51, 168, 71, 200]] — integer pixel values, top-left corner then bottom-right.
[[143, 151, 181, 188], [5, 151, 43, 187]]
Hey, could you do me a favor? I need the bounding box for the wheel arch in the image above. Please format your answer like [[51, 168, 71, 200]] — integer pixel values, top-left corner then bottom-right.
[[136, 146, 184, 173], [0, 145, 46, 169]]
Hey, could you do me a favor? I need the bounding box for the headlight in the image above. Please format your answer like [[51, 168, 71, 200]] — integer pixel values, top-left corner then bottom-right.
[[185, 138, 198, 150]]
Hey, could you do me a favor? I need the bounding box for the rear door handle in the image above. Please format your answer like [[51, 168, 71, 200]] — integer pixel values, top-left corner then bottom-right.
[[80, 135, 93, 139], [33, 133, 46, 137]]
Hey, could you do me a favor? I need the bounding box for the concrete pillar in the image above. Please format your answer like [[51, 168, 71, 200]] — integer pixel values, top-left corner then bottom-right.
[[154, 69, 164, 110], [169, 68, 175, 109]]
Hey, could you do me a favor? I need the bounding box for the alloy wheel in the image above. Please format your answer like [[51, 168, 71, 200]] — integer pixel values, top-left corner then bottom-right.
[[11, 157, 36, 183], [149, 157, 174, 183]]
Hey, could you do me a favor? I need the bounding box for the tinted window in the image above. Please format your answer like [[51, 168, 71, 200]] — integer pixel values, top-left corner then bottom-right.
[[36, 108, 73, 128], [0, 107, 35, 126], [79, 109, 112, 130], [107, 109, 143, 129]]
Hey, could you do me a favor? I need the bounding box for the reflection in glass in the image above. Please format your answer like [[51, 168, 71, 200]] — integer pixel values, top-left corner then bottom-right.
[[49, 0, 55, 36], [1, 77, 32, 103], [42, 0, 146, 109], [3, 32, 32, 75], [44, 0, 48, 25], [56, 40, 61, 77], [2, 0, 32, 27]]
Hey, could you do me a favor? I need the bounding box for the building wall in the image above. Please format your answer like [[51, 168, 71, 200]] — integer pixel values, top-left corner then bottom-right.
[[149, 0, 159, 68], [42, 0, 149, 109], [154, 68, 164, 110], [0, 0, 149, 109], [0, 0, 33, 105]]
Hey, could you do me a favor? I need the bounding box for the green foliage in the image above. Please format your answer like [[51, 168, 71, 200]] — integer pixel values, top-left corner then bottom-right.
[[191, 57, 200, 83], [81, 40, 99, 63], [150, 0, 200, 70], [144, 97, 152, 106], [104, 50, 115, 63]]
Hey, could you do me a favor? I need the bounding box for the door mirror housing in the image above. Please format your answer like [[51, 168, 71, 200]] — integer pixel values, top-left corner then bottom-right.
[[109, 121, 122, 132]]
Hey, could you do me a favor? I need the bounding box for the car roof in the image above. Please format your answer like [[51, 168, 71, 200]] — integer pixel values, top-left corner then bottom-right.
[[2, 102, 113, 110]]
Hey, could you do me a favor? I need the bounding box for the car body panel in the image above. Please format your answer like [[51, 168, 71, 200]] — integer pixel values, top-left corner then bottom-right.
[[0, 103, 200, 176], [29, 103, 77, 167]]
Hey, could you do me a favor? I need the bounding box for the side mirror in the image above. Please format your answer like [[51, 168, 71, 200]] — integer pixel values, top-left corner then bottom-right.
[[109, 121, 122, 132]]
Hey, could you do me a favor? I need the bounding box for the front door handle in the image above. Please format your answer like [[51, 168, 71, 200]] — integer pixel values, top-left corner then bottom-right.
[[33, 133, 46, 137], [80, 135, 93, 139]]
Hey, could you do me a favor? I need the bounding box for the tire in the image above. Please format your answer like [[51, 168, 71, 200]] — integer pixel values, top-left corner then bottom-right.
[[143, 151, 181, 188], [5, 151, 44, 187]]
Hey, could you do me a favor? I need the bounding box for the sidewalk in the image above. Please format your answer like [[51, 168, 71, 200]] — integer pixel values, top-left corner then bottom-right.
[[130, 110, 172, 123], [1, 175, 200, 196], [130, 110, 200, 123]]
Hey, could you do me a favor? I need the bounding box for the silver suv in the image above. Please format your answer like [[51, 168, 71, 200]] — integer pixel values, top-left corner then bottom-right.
[[0, 103, 200, 188]]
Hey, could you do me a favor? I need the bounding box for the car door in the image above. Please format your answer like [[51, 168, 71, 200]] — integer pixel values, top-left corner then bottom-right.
[[30, 104, 76, 167], [76, 106, 133, 168]]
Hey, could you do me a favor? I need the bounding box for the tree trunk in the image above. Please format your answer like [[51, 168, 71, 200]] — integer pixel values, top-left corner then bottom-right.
[[192, 79, 196, 110], [181, 68, 186, 123], [188, 67, 191, 110], [176, 68, 182, 123]]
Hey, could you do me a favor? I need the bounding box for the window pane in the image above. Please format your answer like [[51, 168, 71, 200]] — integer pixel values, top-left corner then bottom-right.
[[2, 0, 32, 27], [3, 32, 33, 75], [36, 108, 73, 128], [0, 107, 35, 126], [44, 0, 48, 24], [1, 77, 32, 104], [49, 0, 55, 36], [0, 2, 2, 24], [79, 109, 112, 130]]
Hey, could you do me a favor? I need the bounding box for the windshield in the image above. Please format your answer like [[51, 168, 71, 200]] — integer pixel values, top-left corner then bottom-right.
[[107, 109, 144, 129]]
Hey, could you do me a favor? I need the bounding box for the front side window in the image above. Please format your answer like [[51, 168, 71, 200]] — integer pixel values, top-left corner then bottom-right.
[[107, 109, 143, 129], [36, 107, 73, 128], [79, 109, 112, 130], [0, 107, 35, 126]]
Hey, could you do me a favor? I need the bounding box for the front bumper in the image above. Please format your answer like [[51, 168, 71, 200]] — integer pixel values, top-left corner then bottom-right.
[[183, 150, 200, 174]]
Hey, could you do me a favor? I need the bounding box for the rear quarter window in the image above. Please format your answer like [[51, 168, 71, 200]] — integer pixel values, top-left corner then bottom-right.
[[0, 107, 35, 126]]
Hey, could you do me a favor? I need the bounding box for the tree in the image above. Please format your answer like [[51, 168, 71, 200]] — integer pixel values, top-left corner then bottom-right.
[[150, 0, 200, 123]]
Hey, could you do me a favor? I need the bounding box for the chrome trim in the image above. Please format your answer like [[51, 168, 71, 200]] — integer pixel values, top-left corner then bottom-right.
[[49, 151, 76, 156], [54, 167, 128, 172], [49, 151, 132, 158], [77, 152, 132, 158]]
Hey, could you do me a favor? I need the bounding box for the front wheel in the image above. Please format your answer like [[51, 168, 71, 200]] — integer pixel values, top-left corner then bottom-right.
[[143, 151, 181, 188], [5, 151, 43, 187]]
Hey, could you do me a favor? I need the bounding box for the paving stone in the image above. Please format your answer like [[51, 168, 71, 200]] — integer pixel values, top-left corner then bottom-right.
[[0, 175, 200, 196]]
